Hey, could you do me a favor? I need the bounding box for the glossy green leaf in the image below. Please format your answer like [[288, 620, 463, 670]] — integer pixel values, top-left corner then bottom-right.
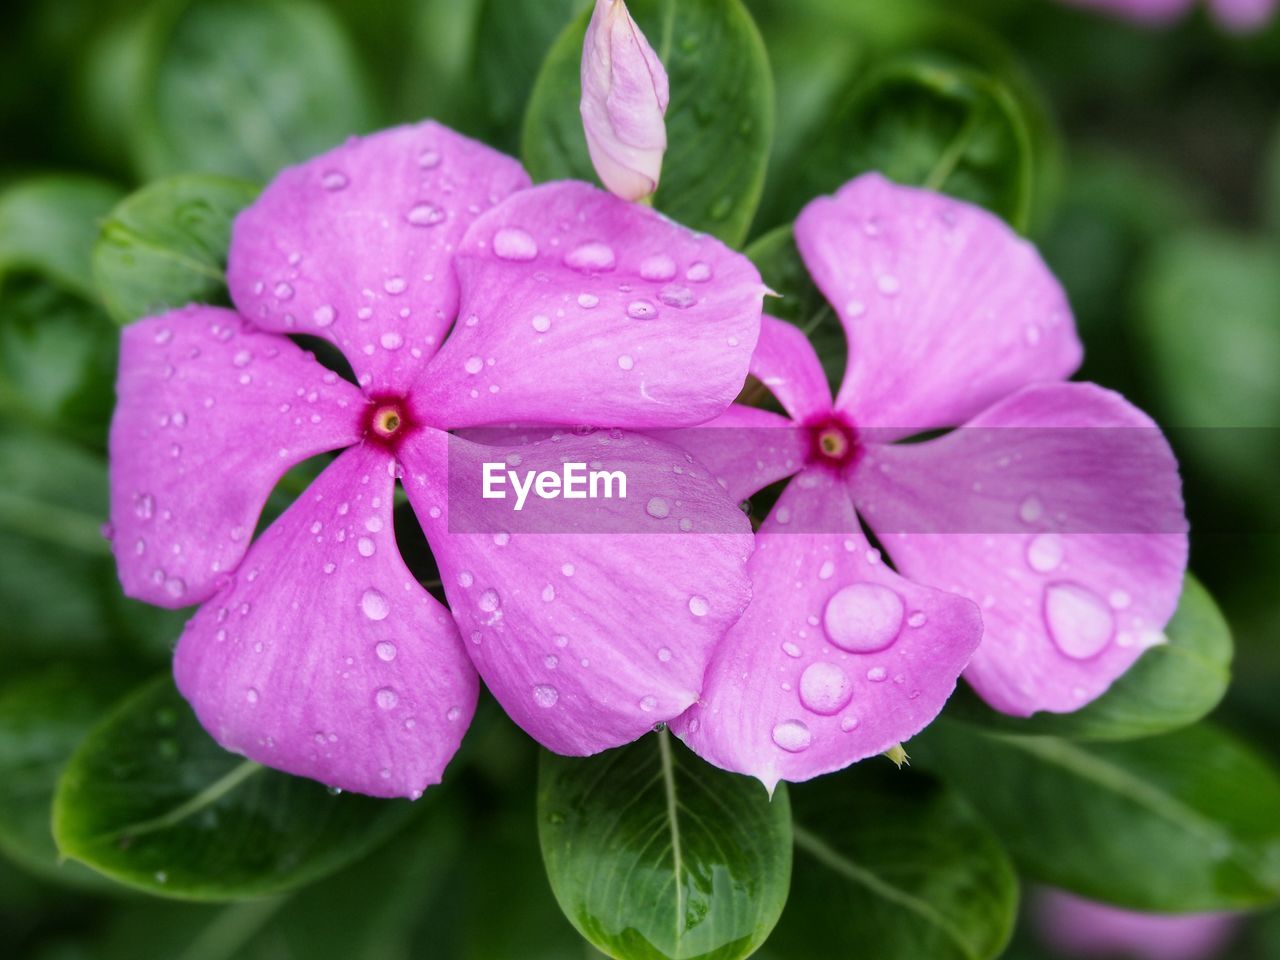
[[945, 575, 1232, 740], [93, 174, 259, 326], [538, 730, 792, 960], [783, 55, 1035, 233], [0, 665, 136, 887], [0, 176, 124, 299], [763, 764, 1017, 960], [523, 0, 774, 246], [131, 0, 374, 182], [912, 721, 1280, 911], [53, 676, 416, 900]]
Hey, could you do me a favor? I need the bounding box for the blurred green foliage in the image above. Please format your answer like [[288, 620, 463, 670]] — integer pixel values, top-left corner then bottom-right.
[[1, 0, 1279, 957]]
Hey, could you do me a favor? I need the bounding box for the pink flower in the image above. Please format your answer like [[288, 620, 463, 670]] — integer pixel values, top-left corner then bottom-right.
[[580, 0, 670, 200], [1061, 0, 1277, 33], [108, 121, 764, 798], [667, 174, 1187, 790], [1035, 889, 1241, 960]]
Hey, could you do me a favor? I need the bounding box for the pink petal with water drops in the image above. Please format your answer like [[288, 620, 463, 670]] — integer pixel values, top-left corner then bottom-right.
[[750, 315, 833, 422], [227, 121, 531, 393], [795, 173, 1082, 438], [173, 443, 478, 799], [109, 307, 364, 608], [650, 404, 808, 504], [849, 382, 1188, 716], [670, 473, 982, 792], [410, 181, 764, 429], [397, 427, 753, 755]]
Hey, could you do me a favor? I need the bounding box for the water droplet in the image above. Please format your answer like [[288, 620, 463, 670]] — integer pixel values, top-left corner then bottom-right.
[[1045, 583, 1114, 659], [531, 314, 551, 333], [321, 170, 348, 191], [617, 354, 634, 370], [1109, 589, 1132, 610], [771, 719, 812, 753], [375, 687, 399, 710], [564, 241, 615, 272], [407, 202, 445, 226], [646, 497, 670, 518], [658, 284, 696, 308], [686, 261, 712, 282], [533, 684, 559, 708], [1019, 495, 1044, 524], [134, 493, 155, 520], [246, 687, 260, 704], [688, 595, 710, 617], [164, 576, 186, 599], [493, 227, 538, 261], [907, 611, 928, 628], [357, 537, 376, 557], [233, 349, 252, 367], [380, 331, 404, 350], [313, 304, 336, 327], [274, 282, 294, 300], [1027, 533, 1065, 573], [375, 641, 397, 661], [493, 531, 510, 546], [383, 276, 407, 294], [866, 667, 888, 682], [417, 148, 441, 169], [657, 646, 672, 662], [457, 570, 474, 587], [361, 588, 390, 621], [541, 584, 556, 602], [840, 716, 860, 732], [561, 562, 575, 576], [799, 662, 854, 715], [824, 583, 904, 653], [876, 274, 900, 296], [639, 695, 658, 712], [478, 589, 501, 613], [577, 292, 599, 309], [626, 298, 657, 320], [818, 560, 835, 580], [464, 356, 484, 375], [639, 254, 677, 281]]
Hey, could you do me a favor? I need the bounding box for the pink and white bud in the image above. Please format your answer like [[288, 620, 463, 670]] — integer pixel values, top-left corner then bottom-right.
[[580, 0, 670, 201]]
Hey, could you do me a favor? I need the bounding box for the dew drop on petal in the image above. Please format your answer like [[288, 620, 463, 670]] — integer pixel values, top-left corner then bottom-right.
[[639, 695, 658, 712], [1045, 582, 1114, 659], [688, 595, 710, 617], [577, 292, 599, 309], [493, 227, 538, 261], [464, 356, 484, 375], [686, 261, 712, 282], [357, 537, 376, 557], [1026, 533, 1065, 573], [646, 497, 670, 518], [626, 299, 657, 320], [617, 354, 634, 370], [799, 662, 854, 715], [321, 170, 348, 191], [533, 684, 559, 708], [1019, 495, 1044, 524], [361, 588, 390, 621], [771, 719, 812, 753], [639, 254, 676, 281], [658, 284, 696, 308], [313, 305, 336, 327], [564, 241, 615, 272], [478, 589, 501, 613], [823, 583, 904, 653], [375, 687, 399, 710], [907, 611, 928, 628], [531, 314, 551, 333], [407, 202, 445, 226], [375, 641, 397, 661]]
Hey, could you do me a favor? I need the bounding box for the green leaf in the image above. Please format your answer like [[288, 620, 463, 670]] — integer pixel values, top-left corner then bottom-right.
[[523, 0, 774, 246], [764, 764, 1017, 960], [538, 730, 792, 960], [52, 676, 415, 900], [911, 721, 1280, 911], [0, 665, 137, 888], [784, 55, 1035, 233], [944, 575, 1232, 741], [0, 176, 124, 300], [93, 174, 259, 326], [131, 0, 374, 182]]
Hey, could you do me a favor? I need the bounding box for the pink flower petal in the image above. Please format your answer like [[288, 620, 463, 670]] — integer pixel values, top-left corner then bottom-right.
[[671, 472, 982, 792], [795, 173, 1082, 438], [174, 443, 477, 799], [410, 182, 764, 429], [1210, 0, 1278, 32], [398, 427, 753, 755], [751, 315, 833, 422], [227, 121, 530, 392], [109, 307, 364, 608], [1035, 889, 1240, 960], [650, 404, 808, 504], [580, 0, 670, 200], [849, 382, 1188, 716]]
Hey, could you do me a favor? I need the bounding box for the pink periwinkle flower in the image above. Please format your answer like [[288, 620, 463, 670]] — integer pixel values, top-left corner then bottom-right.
[[1035, 889, 1241, 960], [1061, 0, 1277, 33], [108, 121, 765, 799], [580, 0, 670, 201], [666, 174, 1188, 791]]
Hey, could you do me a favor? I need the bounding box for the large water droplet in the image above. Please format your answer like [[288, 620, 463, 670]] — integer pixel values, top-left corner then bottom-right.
[[533, 684, 559, 708], [823, 583, 904, 653], [361, 588, 390, 621], [493, 227, 538, 261], [639, 254, 677, 281], [688, 595, 709, 617], [1045, 583, 1114, 659], [564, 241, 616, 272], [478, 589, 501, 613], [771, 719, 812, 753], [464, 356, 484, 375], [799, 662, 853, 715]]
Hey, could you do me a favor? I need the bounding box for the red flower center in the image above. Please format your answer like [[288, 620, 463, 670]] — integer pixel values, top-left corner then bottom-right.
[[805, 413, 860, 472], [362, 396, 414, 451]]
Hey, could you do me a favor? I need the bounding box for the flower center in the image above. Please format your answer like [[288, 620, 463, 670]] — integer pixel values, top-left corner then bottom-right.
[[362, 396, 414, 451], [806, 414, 860, 471]]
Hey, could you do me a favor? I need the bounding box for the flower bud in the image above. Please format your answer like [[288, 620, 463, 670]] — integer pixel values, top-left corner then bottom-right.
[[580, 0, 670, 201]]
